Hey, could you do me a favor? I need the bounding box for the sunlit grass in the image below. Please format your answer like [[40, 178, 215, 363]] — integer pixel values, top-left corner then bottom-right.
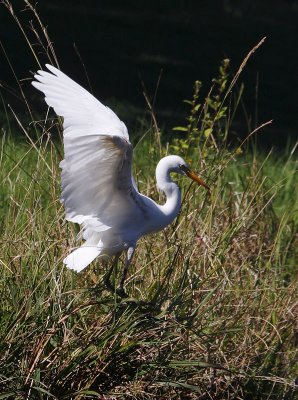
[[0, 131, 297, 399]]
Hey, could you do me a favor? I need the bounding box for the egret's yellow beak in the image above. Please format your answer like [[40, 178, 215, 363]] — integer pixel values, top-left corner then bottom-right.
[[180, 164, 210, 192], [186, 170, 210, 192]]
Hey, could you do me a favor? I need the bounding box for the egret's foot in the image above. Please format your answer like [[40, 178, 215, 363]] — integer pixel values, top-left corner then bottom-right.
[[116, 286, 129, 298], [103, 276, 116, 293]]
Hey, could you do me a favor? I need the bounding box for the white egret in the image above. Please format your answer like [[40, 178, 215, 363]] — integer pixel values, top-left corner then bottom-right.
[[32, 64, 210, 296]]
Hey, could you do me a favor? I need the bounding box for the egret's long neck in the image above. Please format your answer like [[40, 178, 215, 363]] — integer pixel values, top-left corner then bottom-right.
[[155, 159, 181, 224]]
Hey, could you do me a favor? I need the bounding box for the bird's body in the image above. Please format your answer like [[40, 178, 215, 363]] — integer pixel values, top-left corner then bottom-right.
[[65, 157, 183, 272], [32, 64, 209, 293]]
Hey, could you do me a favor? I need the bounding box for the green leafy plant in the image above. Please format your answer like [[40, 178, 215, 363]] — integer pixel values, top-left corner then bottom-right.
[[171, 58, 230, 156]]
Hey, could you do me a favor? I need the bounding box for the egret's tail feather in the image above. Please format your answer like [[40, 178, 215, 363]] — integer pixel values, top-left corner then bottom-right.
[[63, 246, 101, 272]]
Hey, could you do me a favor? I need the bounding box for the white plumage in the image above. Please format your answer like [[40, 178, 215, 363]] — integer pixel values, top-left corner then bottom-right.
[[32, 64, 209, 294]]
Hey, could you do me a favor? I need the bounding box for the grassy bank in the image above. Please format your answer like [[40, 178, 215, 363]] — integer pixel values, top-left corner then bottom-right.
[[0, 131, 297, 399]]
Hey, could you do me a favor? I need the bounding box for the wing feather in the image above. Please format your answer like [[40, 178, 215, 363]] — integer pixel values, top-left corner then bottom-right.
[[32, 65, 146, 232], [32, 64, 129, 139]]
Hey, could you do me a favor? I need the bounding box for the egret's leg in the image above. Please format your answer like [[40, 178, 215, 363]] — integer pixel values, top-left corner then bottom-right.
[[103, 253, 120, 292], [117, 246, 135, 297]]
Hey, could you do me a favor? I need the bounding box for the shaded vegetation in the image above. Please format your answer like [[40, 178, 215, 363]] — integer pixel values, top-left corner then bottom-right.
[[1, 0, 298, 145]]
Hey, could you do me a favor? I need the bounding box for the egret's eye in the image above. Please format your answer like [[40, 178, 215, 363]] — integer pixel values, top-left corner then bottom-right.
[[179, 164, 190, 173]]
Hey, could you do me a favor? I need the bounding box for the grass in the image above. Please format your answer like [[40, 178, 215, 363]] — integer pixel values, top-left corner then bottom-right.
[[0, 1, 298, 398], [0, 131, 297, 399]]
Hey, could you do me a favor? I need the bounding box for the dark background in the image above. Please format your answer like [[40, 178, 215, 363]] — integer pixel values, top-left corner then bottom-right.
[[1, 0, 298, 147]]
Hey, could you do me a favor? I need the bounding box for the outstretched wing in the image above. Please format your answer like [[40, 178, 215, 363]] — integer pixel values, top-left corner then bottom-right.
[[32, 64, 146, 231]]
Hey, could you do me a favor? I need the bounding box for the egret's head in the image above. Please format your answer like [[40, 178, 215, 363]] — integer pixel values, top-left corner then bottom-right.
[[157, 155, 210, 192]]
